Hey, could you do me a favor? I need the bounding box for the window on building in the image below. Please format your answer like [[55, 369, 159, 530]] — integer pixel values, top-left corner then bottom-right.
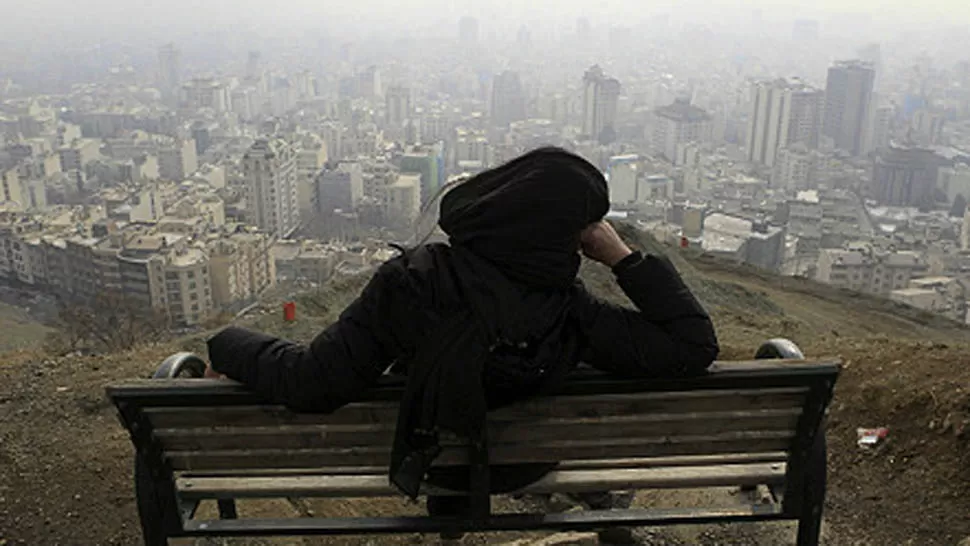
[[165, 272, 177, 280], [187, 271, 195, 279], [189, 282, 196, 289], [190, 293, 198, 301]]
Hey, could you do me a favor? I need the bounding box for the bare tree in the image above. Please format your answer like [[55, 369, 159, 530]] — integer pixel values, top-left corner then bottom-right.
[[49, 292, 170, 353]]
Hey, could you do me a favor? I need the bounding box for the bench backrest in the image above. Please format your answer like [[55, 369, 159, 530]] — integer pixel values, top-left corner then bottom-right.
[[108, 359, 839, 478]]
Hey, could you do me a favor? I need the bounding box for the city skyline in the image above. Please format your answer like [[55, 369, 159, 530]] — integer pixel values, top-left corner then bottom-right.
[[1, 5, 970, 331]]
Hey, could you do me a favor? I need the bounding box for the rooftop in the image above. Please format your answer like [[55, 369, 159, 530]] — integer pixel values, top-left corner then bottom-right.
[[168, 247, 206, 268], [655, 98, 711, 123]]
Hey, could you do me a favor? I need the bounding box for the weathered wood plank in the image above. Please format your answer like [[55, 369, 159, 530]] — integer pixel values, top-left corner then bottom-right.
[[105, 358, 841, 404], [174, 453, 791, 479], [155, 409, 801, 451], [166, 431, 794, 470], [178, 504, 788, 536], [176, 462, 787, 500], [146, 388, 808, 429]]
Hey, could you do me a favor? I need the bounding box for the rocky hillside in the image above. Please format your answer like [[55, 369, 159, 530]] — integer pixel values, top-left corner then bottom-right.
[[1, 228, 968, 545]]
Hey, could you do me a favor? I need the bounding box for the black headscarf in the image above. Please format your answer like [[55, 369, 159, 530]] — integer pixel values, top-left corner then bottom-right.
[[438, 147, 610, 288], [389, 148, 610, 499]]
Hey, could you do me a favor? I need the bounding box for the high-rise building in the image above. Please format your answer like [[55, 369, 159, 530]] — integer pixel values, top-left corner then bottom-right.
[[871, 145, 951, 206], [379, 173, 422, 226], [938, 164, 970, 205], [296, 134, 328, 219], [864, 101, 894, 153], [858, 43, 883, 86], [385, 86, 412, 127], [490, 71, 527, 128], [582, 65, 621, 140], [400, 144, 443, 202], [747, 78, 823, 167], [772, 145, 820, 190], [316, 162, 364, 214], [963, 207, 970, 251], [157, 44, 181, 103], [823, 60, 876, 156], [180, 78, 231, 112], [158, 139, 198, 181], [652, 98, 712, 162], [607, 155, 638, 204], [459, 16, 479, 45], [243, 139, 299, 237], [358, 66, 382, 99], [911, 109, 945, 145], [246, 51, 263, 80]]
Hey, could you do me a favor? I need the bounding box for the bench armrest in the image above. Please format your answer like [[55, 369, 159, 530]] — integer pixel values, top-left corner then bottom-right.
[[154, 352, 208, 379], [755, 339, 805, 360]]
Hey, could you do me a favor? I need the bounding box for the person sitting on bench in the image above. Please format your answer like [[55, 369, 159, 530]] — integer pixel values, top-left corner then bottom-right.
[[204, 147, 719, 544]]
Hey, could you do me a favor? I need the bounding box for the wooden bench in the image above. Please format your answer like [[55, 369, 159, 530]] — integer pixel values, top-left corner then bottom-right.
[[106, 338, 839, 546]]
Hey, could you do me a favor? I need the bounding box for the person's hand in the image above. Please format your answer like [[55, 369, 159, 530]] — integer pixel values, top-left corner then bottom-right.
[[580, 221, 633, 267], [204, 365, 227, 379]]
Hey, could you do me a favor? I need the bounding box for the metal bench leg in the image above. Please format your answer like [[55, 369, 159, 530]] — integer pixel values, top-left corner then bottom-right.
[[135, 454, 169, 546], [745, 338, 806, 498], [796, 429, 826, 546], [218, 499, 238, 519]]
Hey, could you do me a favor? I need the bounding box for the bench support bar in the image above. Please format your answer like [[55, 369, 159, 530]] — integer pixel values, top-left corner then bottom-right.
[[179, 505, 786, 537]]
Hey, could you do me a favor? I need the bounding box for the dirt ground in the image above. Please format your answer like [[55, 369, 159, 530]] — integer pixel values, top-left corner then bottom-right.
[[2, 236, 969, 545]]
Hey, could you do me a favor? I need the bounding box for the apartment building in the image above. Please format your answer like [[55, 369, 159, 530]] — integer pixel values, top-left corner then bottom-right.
[[652, 98, 713, 162], [162, 246, 213, 327], [206, 229, 275, 311], [117, 234, 169, 311], [0, 206, 276, 327], [58, 138, 100, 172], [815, 245, 927, 296], [380, 173, 422, 227], [295, 134, 328, 219], [158, 138, 198, 181], [243, 138, 299, 237], [891, 276, 967, 321]]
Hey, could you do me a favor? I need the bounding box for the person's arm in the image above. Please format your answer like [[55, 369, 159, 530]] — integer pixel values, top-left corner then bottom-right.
[[575, 222, 718, 378], [207, 255, 419, 412]]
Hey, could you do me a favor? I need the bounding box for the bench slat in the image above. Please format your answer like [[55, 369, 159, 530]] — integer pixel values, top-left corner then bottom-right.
[[179, 504, 788, 536], [166, 431, 794, 470], [155, 409, 801, 451], [105, 359, 841, 407], [174, 453, 792, 479], [176, 462, 787, 500], [145, 388, 808, 429]]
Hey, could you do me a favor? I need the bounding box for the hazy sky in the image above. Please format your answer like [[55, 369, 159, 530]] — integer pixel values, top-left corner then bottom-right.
[[2, 0, 968, 42]]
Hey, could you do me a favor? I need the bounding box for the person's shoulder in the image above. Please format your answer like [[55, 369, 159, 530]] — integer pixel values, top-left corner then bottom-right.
[[372, 243, 454, 297], [378, 243, 451, 275]]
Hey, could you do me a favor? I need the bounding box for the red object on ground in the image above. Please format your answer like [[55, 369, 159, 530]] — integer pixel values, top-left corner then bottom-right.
[[680, 236, 689, 248], [283, 301, 296, 322]]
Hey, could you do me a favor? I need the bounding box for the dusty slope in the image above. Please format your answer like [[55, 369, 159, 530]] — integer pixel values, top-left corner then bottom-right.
[[1, 230, 969, 545]]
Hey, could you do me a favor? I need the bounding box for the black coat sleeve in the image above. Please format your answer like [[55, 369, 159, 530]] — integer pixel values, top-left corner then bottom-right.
[[208, 255, 419, 412], [575, 251, 718, 378]]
